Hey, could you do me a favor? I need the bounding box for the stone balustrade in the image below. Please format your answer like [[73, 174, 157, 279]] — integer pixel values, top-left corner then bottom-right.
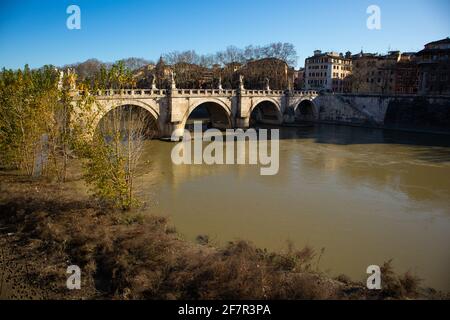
[[73, 88, 317, 98]]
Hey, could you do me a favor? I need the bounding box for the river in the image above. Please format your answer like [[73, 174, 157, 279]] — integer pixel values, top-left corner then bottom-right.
[[134, 124, 450, 291]]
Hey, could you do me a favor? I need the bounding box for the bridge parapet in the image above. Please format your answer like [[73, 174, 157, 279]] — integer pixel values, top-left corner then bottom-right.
[[173, 89, 236, 96], [243, 89, 285, 95], [72, 89, 168, 99], [72, 88, 319, 99], [292, 90, 318, 96]]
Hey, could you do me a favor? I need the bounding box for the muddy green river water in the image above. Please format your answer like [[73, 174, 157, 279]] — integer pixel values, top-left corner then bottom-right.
[[135, 124, 450, 291]]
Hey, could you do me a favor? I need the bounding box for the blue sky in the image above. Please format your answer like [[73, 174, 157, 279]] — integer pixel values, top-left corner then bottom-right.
[[0, 0, 449, 69]]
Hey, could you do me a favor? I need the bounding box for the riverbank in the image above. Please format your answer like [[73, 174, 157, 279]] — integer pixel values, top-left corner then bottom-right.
[[1, 167, 447, 300]]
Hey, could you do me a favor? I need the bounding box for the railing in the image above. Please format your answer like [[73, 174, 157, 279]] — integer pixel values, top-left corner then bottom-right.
[[74, 89, 168, 97], [243, 89, 284, 95], [72, 89, 319, 97], [292, 90, 318, 96], [175, 89, 236, 95]]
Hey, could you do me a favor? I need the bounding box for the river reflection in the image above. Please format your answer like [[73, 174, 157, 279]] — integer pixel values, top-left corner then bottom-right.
[[135, 124, 450, 291]]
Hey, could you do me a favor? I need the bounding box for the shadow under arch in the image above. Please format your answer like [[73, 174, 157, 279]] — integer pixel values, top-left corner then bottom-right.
[[95, 103, 161, 138], [295, 99, 317, 122], [182, 100, 232, 131], [250, 99, 282, 126]]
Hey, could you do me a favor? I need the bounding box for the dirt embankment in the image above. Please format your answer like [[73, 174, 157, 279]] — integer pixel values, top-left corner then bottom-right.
[[0, 170, 444, 300]]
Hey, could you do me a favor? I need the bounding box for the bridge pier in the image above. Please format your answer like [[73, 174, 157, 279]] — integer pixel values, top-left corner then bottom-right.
[[235, 117, 250, 129]]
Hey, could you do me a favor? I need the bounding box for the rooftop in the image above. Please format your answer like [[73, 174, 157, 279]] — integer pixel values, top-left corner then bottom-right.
[[425, 37, 450, 47], [306, 51, 351, 61]]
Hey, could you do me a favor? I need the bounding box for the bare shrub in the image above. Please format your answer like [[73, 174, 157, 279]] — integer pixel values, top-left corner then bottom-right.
[[380, 260, 422, 299], [82, 106, 156, 210]]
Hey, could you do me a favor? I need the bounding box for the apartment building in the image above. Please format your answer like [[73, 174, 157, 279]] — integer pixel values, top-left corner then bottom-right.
[[416, 37, 450, 95], [393, 52, 419, 94], [304, 50, 352, 93], [351, 51, 401, 94]]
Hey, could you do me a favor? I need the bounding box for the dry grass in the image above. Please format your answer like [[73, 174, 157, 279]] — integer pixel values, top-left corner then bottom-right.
[[378, 260, 422, 299]]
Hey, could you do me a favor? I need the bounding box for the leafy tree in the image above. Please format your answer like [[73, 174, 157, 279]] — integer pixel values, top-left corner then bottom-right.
[[0, 62, 151, 209], [0, 65, 73, 180]]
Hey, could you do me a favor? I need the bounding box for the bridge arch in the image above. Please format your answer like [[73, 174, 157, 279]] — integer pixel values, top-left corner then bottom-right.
[[181, 98, 233, 131], [249, 98, 283, 126], [94, 99, 161, 137], [294, 99, 318, 122]]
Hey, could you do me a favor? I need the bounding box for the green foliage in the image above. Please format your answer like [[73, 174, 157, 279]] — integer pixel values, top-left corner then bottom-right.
[[80, 125, 138, 210], [0, 65, 72, 180], [91, 61, 135, 91], [0, 62, 148, 210]]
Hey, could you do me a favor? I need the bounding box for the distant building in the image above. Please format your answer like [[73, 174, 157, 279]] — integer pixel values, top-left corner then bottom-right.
[[304, 50, 352, 93], [416, 37, 450, 95], [393, 52, 419, 94], [288, 67, 297, 90], [294, 68, 305, 90], [224, 62, 243, 73], [351, 51, 401, 94]]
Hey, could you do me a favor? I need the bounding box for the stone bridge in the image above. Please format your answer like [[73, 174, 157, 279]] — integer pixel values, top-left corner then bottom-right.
[[72, 86, 450, 137], [72, 87, 320, 138]]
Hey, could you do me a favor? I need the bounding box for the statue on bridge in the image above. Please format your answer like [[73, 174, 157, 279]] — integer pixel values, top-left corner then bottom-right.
[[151, 75, 157, 90], [57, 69, 64, 90], [239, 74, 245, 90], [170, 70, 176, 89], [218, 77, 223, 90], [264, 77, 270, 91]]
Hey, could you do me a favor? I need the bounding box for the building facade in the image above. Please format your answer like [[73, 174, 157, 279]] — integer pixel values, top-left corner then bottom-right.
[[416, 37, 450, 95], [294, 68, 305, 90], [350, 51, 401, 95], [304, 50, 352, 93], [393, 52, 419, 94]]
